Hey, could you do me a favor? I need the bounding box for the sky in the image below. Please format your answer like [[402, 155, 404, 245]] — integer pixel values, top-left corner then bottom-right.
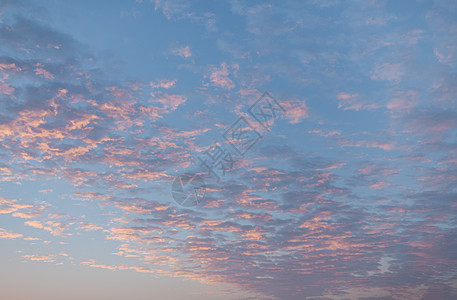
[[0, 0, 456, 299]]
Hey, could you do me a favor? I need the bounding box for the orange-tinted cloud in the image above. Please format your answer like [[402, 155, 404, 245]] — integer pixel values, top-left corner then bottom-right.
[[0, 228, 23, 239], [209, 62, 236, 89]]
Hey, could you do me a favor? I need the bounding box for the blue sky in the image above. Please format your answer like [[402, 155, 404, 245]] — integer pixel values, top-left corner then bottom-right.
[[0, 0, 456, 299]]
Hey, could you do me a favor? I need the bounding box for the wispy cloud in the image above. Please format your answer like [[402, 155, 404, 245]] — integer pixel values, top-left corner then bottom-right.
[[1, 1, 456, 299]]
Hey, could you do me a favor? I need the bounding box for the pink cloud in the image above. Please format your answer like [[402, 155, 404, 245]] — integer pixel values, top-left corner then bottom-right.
[[0, 228, 23, 239], [241, 226, 267, 240], [78, 222, 103, 231], [45, 220, 72, 237], [106, 226, 154, 242], [72, 192, 107, 201], [12, 212, 40, 219], [337, 93, 379, 111], [0, 82, 14, 95], [370, 62, 404, 82], [282, 99, 309, 123], [24, 220, 44, 229], [149, 79, 177, 89], [81, 259, 155, 274], [171, 45, 192, 58], [308, 129, 341, 137], [47, 213, 67, 219], [387, 90, 418, 113], [39, 189, 53, 194], [341, 139, 397, 151], [370, 180, 390, 189], [22, 254, 56, 263], [123, 169, 169, 181], [0, 63, 21, 73], [34, 63, 55, 80], [315, 161, 346, 171], [209, 62, 236, 89], [365, 16, 396, 26], [150, 92, 187, 111], [0, 198, 32, 214], [24, 219, 72, 237]]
